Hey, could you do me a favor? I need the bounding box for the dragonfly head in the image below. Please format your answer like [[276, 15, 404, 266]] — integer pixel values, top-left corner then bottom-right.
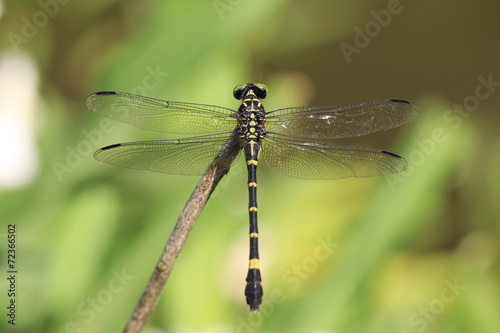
[[233, 83, 268, 100]]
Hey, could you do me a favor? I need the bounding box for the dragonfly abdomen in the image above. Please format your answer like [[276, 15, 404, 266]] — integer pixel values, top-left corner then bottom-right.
[[244, 141, 263, 311]]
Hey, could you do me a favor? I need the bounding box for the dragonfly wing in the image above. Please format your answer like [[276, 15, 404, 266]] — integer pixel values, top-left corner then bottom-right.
[[265, 99, 418, 139], [86, 91, 237, 134], [94, 133, 242, 175], [262, 135, 407, 180]]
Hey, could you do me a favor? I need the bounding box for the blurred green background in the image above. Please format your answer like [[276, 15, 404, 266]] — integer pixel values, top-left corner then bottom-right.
[[1, 0, 499, 332]]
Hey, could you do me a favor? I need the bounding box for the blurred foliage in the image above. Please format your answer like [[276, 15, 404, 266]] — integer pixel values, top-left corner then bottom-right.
[[0, 0, 499, 333]]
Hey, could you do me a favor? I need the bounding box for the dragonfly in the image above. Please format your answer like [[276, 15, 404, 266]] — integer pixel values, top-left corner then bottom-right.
[[86, 83, 418, 311]]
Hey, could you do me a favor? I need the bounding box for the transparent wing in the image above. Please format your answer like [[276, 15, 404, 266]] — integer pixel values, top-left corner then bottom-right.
[[262, 134, 407, 180], [86, 91, 237, 134], [265, 99, 418, 139], [94, 133, 242, 175]]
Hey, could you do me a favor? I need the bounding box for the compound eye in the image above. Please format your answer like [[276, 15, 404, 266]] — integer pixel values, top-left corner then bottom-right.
[[233, 84, 246, 100], [254, 83, 268, 99]]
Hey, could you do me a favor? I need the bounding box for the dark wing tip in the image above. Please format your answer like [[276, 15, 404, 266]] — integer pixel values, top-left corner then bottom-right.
[[95, 91, 118, 96], [381, 150, 403, 159], [389, 98, 420, 122], [94, 143, 122, 161], [389, 99, 411, 104], [86, 91, 119, 108], [99, 143, 122, 151]]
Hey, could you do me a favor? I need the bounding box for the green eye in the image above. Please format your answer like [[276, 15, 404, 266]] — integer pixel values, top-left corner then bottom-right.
[[233, 84, 246, 99], [254, 83, 268, 99]]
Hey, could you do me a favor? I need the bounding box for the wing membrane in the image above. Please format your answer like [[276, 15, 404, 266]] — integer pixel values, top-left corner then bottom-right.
[[94, 133, 242, 175], [86, 91, 237, 134], [262, 135, 407, 180], [265, 99, 418, 139]]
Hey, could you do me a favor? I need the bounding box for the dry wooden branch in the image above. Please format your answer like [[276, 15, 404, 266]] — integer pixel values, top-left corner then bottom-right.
[[123, 131, 240, 333]]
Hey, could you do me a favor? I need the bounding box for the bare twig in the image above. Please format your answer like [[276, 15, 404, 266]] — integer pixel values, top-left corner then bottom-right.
[[123, 131, 241, 333]]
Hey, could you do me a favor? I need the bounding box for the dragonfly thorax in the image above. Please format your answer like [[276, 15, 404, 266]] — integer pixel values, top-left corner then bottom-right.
[[237, 92, 267, 143]]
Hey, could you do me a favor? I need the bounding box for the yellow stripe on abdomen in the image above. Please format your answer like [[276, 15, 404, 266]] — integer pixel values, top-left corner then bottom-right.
[[249, 258, 260, 269]]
